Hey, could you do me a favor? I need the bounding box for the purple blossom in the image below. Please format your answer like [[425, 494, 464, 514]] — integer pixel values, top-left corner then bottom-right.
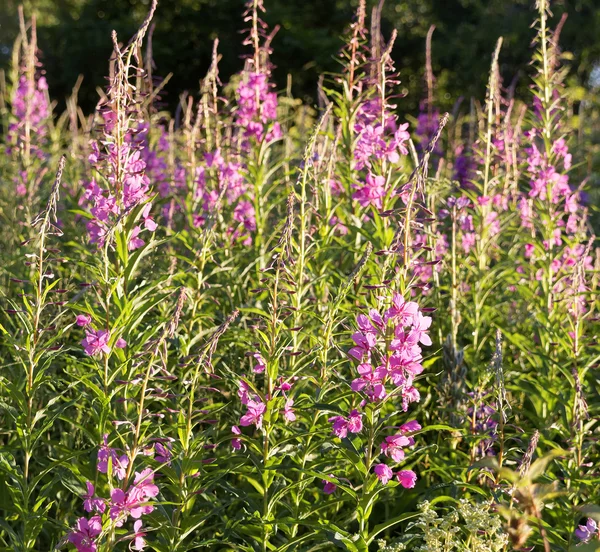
[[76, 314, 92, 327], [240, 399, 266, 429], [575, 518, 599, 542], [68, 516, 102, 552], [231, 425, 242, 450], [82, 482, 105, 514], [82, 329, 111, 356], [380, 434, 410, 462], [396, 469, 417, 489], [329, 409, 363, 438], [374, 463, 394, 485], [132, 520, 146, 551], [322, 476, 337, 494], [283, 399, 296, 423]]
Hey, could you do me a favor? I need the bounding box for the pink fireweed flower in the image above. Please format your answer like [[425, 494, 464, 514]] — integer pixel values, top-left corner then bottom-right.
[[329, 409, 363, 438], [283, 399, 296, 423], [231, 425, 242, 450], [524, 243, 535, 259], [322, 475, 337, 494], [356, 313, 378, 334], [329, 415, 350, 439], [128, 226, 145, 251], [240, 399, 266, 429], [250, 352, 266, 374], [349, 330, 377, 361], [132, 520, 146, 551], [82, 329, 111, 356], [141, 203, 158, 232], [352, 172, 386, 210], [351, 363, 387, 401], [398, 420, 422, 445], [68, 516, 102, 552], [97, 435, 129, 480], [237, 380, 252, 405], [407, 312, 433, 346], [380, 434, 411, 462], [374, 463, 394, 485], [76, 314, 92, 327], [396, 469, 417, 489], [109, 469, 159, 526], [83, 481, 105, 514], [384, 293, 419, 326], [347, 409, 363, 433], [115, 337, 127, 349]]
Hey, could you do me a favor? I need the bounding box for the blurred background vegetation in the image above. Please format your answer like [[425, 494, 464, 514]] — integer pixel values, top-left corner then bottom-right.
[[0, 0, 599, 115]]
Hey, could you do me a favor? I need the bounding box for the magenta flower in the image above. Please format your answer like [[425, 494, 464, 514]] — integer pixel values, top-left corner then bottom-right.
[[329, 415, 350, 439], [82, 329, 111, 356], [283, 399, 296, 423], [351, 363, 387, 402], [407, 312, 432, 346], [141, 203, 158, 232], [115, 337, 127, 349], [329, 409, 364, 438], [76, 314, 92, 327], [240, 399, 266, 429], [322, 475, 337, 494], [231, 425, 242, 450], [251, 352, 266, 374], [97, 435, 129, 480], [380, 434, 410, 462], [132, 520, 146, 550], [109, 469, 159, 526], [109, 488, 130, 526], [396, 470, 417, 489], [352, 172, 386, 210], [82, 481, 105, 514], [384, 293, 419, 326], [128, 226, 145, 251], [349, 330, 377, 361], [398, 420, 422, 444], [347, 409, 363, 433], [374, 464, 394, 485], [68, 516, 102, 552]]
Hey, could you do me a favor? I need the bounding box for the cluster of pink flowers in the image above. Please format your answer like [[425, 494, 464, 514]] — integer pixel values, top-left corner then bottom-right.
[[374, 418, 420, 488], [7, 70, 50, 197], [520, 131, 581, 237], [347, 293, 431, 408], [352, 98, 410, 210], [7, 74, 50, 157], [84, 125, 157, 249], [67, 436, 164, 552], [235, 71, 281, 145], [324, 292, 430, 491], [193, 149, 256, 245]]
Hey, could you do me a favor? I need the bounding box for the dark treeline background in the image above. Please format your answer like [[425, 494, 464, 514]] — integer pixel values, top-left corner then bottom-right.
[[0, 0, 599, 115]]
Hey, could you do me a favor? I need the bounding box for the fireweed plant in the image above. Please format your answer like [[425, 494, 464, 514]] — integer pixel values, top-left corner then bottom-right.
[[0, 0, 599, 550]]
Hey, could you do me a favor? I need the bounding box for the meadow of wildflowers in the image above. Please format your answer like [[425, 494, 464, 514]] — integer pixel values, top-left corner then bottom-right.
[[0, 0, 599, 551]]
